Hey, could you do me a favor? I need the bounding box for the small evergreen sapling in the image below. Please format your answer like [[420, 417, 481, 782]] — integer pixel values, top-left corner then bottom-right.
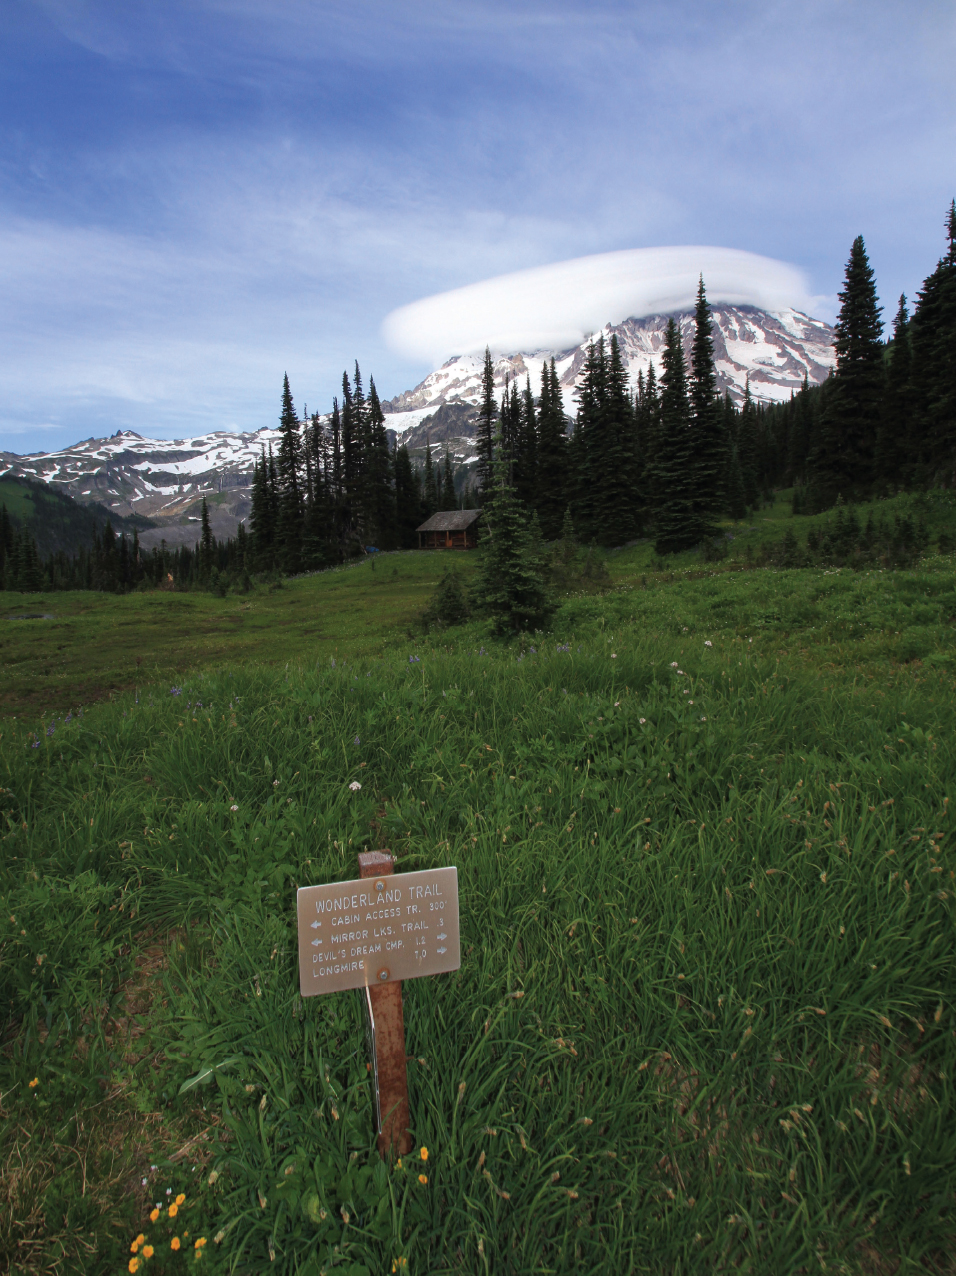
[[473, 435, 552, 633]]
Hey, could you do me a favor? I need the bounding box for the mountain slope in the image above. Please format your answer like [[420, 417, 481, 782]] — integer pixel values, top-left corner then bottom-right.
[[0, 474, 153, 556]]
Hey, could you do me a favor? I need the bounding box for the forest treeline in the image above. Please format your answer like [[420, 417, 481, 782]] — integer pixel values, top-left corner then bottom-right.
[[2, 202, 953, 592]]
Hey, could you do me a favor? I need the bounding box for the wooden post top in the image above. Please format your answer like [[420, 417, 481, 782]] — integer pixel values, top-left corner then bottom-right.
[[358, 850, 394, 877]]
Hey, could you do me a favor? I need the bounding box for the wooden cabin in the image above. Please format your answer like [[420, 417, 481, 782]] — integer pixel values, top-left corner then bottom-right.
[[416, 509, 482, 550]]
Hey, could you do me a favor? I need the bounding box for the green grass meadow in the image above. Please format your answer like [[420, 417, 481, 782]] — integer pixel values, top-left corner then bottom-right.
[[2, 496, 956, 1273]]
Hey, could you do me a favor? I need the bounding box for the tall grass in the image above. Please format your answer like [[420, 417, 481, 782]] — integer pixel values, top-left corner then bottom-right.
[[2, 605, 955, 1272]]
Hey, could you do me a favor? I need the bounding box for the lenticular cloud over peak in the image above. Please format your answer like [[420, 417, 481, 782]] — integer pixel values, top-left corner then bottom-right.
[[382, 246, 821, 365]]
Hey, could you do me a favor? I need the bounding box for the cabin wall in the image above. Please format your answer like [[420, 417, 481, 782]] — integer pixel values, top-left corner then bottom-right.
[[417, 526, 479, 549]]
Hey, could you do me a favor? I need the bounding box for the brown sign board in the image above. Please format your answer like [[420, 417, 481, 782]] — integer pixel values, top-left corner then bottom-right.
[[296, 866, 460, 997]]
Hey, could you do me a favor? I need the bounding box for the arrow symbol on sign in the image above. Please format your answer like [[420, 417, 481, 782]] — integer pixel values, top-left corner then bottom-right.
[[310, 921, 320, 929], [437, 933, 447, 940], [437, 946, 447, 954], [311, 939, 320, 946]]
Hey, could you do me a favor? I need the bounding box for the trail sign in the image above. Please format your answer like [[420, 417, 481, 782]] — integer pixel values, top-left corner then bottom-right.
[[296, 864, 460, 996], [296, 853, 460, 1157]]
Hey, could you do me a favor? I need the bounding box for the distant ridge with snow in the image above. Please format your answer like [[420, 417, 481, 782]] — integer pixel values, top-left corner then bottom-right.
[[1, 304, 834, 546]]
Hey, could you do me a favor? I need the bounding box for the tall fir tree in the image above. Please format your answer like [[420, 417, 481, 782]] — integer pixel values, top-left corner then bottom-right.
[[909, 202, 956, 485], [476, 346, 497, 501], [688, 277, 726, 535], [249, 445, 275, 567], [810, 235, 884, 502], [512, 376, 538, 508], [472, 432, 551, 632], [577, 336, 608, 538], [787, 374, 813, 483], [199, 496, 214, 578], [534, 358, 568, 538], [875, 294, 912, 488], [600, 333, 641, 544], [276, 373, 304, 573], [440, 450, 457, 510], [653, 319, 698, 555], [423, 439, 439, 515], [639, 362, 663, 521], [736, 378, 760, 509], [365, 377, 395, 546], [393, 444, 423, 547]]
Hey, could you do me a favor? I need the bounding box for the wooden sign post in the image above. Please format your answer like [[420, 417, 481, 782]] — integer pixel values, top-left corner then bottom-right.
[[296, 853, 460, 1158], [357, 851, 411, 1157]]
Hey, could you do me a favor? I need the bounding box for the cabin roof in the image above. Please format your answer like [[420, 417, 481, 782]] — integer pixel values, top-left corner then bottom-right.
[[415, 510, 482, 532]]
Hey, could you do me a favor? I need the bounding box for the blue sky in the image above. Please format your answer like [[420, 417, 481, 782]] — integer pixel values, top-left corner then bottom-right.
[[1, 0, 954, 452]]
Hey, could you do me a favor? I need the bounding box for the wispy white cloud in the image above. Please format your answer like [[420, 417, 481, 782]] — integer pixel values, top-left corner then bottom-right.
[[382, 246, 826, 364]]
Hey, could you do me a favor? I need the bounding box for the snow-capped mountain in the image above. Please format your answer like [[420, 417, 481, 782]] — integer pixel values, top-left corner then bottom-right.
[[0, 304, 835, 547], [383, 305, 835, 433], [0, 428, 287, 548]]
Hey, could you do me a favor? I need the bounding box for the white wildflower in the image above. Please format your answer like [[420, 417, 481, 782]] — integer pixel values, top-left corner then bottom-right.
[[639, 718, 646, 725], [704, 640, 713, 647], [349, 781, 362, 792], [670, 662, 678, 668], [230, 804, 239, 811]]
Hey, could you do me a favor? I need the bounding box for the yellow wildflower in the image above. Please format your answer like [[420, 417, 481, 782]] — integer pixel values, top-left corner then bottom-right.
[[194, 1237, 207, 1249], [171, 1236, 181, 1250], [28, 1078, 39, 1088], [420, 1147, 428, 1162], [175, 1193, 186, 1205], [168, 1203, 178, 1218], [418, 1174, 428, 1185], [142, 1245, 154, 1259], [128, 1261, 140, 1274], [149, 1208, 160, 1222]]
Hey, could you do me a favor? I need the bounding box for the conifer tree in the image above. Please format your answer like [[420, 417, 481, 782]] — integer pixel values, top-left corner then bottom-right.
[[688, 277, 726, 534], [473, 433, 551, 632], [653, 319, 698, 554], [726, 445, 748, 521], [875, 294, 912, 488], [440, 450, 457, 510], [199, 497, 213, 578], [394, 444, 423, 547], [249, 446, 274, 568], [0, 503, 12, 586], [737, 378, 760, 509], [788, 374, 813, 483], [267, 445, 280, 552], [476, 347, 497, 500], [603, 333, 642, 543], [276, 373, 304, 573], [330, 397, 343, 500], [513, 376, 538, 508], [535, 358, 568, 539], [423, 439, 439, 515], [811, 235, 884, 502], [909, 202, 956, 485], [575, 336, 607, 540], [365, 377, 395, 546], [639, 362, 663, 520]]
